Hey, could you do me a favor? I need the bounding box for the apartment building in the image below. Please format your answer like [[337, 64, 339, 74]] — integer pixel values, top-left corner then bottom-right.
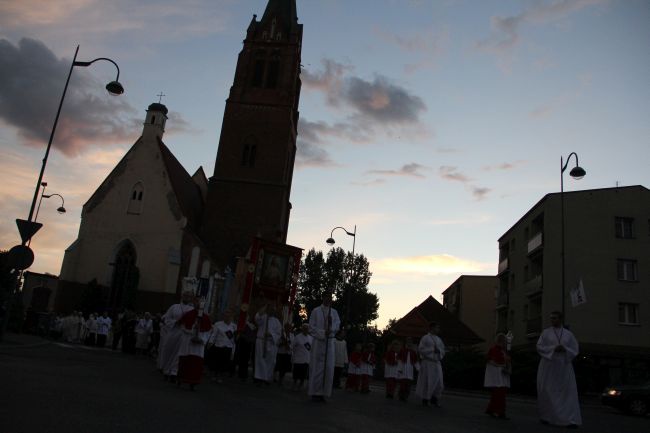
[[442, 275, 498, 351], [496, 186, 650, 386]]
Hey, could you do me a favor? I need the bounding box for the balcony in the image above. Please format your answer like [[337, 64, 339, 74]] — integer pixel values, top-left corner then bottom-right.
[[525, 274, 543, 296], [498, 257, 509, 275], [526, 316, 542, 336], [527, 232, 543, 255]]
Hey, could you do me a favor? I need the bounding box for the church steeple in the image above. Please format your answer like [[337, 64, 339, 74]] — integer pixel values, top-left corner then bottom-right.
[[202, 0, 303, 268], [142, 102, 168, 140]]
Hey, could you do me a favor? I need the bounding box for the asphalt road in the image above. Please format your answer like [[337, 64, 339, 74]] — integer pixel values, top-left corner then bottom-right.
[[0, 334, 646, 433]]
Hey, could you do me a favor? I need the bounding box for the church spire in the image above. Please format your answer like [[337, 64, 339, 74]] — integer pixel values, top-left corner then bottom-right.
[[261, 0, 297, 26]]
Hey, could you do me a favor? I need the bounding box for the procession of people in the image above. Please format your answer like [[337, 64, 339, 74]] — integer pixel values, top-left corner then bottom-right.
[[40, 292, 585, 427]]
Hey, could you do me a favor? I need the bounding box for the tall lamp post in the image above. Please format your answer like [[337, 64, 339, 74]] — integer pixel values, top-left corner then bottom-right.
[[326, 225, 356, 328], [20, 45, 124, 247], [560, 153, 586, 319]]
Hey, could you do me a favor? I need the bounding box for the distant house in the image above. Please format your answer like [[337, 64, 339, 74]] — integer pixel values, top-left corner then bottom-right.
[[389, 295, 483, 348], [442, 275, 498, 351]]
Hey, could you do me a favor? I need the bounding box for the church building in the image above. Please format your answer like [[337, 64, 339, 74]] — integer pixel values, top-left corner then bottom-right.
[[55, 0, 302, 314]]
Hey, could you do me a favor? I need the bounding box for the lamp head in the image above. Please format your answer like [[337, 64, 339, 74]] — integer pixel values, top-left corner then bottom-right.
[[569, 166, 586, 180], [326, 237, 336, 246], [57, 206, 66, 214], [41, 181, 48, 187], [106, 81, 124, 95]]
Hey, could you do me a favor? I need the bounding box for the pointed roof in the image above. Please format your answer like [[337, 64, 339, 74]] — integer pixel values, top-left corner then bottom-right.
[[389, 296, 483, 346], [156, 138, 204, 231], [261, 0, 298, 27]]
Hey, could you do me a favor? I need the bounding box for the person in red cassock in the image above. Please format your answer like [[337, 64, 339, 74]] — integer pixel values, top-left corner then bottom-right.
[[346, 343, 363, 392], [397, 337, 419, 402], [176, 299, 212, 390], [484, 333, 511, 419], [384, 340, 401, 399], [359, 342, 376, 394]]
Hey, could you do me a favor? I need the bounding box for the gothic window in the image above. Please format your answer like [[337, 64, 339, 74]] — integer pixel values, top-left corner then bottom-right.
[[266, 51, 281, 89], [241, 136, 257, 167], [252, 50, 266, 88], [127, 182, 144, 214]]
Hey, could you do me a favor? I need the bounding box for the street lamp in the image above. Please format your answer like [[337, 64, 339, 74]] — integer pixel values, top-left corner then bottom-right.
[[21, 45, 124, 246], [34, 183, 66, 225], [326, 225, 357, 327], [560, 152, 586, 319]]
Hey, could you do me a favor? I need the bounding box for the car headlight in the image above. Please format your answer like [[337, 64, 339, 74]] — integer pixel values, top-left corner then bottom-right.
[[606, 389, 621, 396]]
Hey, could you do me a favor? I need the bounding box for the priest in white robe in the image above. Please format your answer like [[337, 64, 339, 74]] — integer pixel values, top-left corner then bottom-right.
[[158, 290, 194, 379], [308, 292, 341, 401], [536, 311, 582, 427], [254, 304, 282, 384], [416, 322, 445, 407]]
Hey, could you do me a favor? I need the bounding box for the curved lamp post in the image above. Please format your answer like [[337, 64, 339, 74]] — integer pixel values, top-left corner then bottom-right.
[[560, 152, 586, 319], [326, 225, 357, 327], [28, 182, 66, 247], [23, 45, 124, 244]]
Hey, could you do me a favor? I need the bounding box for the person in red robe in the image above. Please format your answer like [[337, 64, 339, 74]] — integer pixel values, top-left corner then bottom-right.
[[397, 337, 418, 402], [177, 302, 212, 390], [384, 340, 401, 399], [484, 333, 511, 419], [360, 343, 376, 394], [346, 343, 363, 391]]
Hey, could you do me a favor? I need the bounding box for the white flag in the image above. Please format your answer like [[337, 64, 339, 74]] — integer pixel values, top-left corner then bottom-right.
[[570, 278, 587, 307]]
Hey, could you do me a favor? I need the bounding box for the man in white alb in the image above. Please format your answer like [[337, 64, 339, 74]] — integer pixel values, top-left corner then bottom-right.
[[308, 291, 340, 402], [254, 304, 282, 384], [537, 311, 582, 428], [416, 321, 445, 407], [158, 290, 194, 380]]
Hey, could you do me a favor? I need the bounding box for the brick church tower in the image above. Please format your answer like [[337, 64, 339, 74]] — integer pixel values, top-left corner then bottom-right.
[[202, 0, 302, 267]]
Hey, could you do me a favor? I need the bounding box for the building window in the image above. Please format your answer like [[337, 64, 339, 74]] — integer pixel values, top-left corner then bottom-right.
[[127, 182, 144, 214], [618, 303, 639, 325], [617, 259, 638, 281], [241, 136, 257, 167], [265, 51, 280, 89], [615, 217, 634, 239], [251, 50, 266, 88]]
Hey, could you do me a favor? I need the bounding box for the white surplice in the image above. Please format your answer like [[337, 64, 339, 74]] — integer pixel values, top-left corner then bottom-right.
[[135, 318, 153, 349], [307, 304, 341, 397], [415, 333, 445, 401], [253, 313, 282, 382], [536, 326, 582, 426], [158, 303, 194, 375]]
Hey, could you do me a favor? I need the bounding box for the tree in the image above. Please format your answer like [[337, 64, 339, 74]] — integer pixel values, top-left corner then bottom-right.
[[294, 247, 379, 333]]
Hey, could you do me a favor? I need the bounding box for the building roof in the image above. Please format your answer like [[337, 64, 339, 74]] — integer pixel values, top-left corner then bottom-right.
[[23, 271, 58, 280], [498, 185, 649, 242], [389, 295, 484, 346], [261, 0, 298, 27], [441, 274, 497, 295], [157, 138, 204, 231]]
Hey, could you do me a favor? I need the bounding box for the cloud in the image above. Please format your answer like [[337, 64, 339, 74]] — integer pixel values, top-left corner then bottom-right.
[[299, 59, 430, 168], [0, 0, 231, 43], [471, 186, 491, 201], [0, 38, 142, 156], [373, 26, 449, 74], [476, 0, 606, 67], [439, 165, 471, 183], [367, 163, 428, 179], [438, 166, 491, 200], [482, 160, 527, 171], [374, 254, 492, 276]]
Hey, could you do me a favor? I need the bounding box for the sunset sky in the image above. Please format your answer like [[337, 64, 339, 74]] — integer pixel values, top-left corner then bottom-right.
[[1, 0, 648, 327]]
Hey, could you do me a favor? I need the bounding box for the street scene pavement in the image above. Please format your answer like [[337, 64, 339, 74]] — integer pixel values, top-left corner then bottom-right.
[[1, 333, 646, 433]]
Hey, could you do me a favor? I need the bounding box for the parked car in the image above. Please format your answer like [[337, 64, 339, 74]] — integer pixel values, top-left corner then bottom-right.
[[602, 382, 650, 416]]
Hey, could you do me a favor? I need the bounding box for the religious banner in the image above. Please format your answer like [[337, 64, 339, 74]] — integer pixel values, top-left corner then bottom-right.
[[570, 278, 587, 307]]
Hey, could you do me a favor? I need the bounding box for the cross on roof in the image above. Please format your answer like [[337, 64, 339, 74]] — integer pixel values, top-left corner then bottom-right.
[[157, 92, 166, 103]]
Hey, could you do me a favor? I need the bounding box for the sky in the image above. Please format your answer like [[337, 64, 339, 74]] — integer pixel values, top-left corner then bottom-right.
[[1, 0, 649, 327]]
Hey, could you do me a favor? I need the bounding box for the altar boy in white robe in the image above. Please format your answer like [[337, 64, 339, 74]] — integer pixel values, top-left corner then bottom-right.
[[254, 304, 282, 384], [416, 322, 445, 407], [536, 311, 582, 428], [158, 290, 194, 380], [308, 291, 341, 402]]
